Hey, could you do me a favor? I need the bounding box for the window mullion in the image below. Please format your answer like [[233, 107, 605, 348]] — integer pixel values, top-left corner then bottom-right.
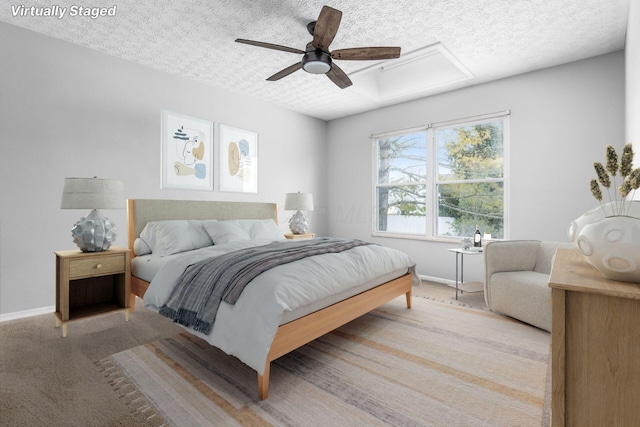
[[426, 128, 436, 236], [436, 178, 505, 185]]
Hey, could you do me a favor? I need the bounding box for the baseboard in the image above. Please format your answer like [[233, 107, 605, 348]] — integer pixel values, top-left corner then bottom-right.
[[0, 305, 55, 323]]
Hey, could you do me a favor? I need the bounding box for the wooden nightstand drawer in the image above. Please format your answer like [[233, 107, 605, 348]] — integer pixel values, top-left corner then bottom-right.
[[69, 254, 125, 279]]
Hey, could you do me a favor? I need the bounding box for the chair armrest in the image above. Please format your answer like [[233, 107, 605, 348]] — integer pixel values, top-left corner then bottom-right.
[[534, 241, 575, 274], [484, 240, 541, 309], [484, 240, 541, 277]]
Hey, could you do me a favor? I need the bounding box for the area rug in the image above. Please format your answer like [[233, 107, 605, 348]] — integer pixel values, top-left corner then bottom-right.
[[98, 296, 551, 426]]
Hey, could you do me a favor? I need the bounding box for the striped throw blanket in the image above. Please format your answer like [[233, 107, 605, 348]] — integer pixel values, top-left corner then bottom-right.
[[159, 238, 372, 334]]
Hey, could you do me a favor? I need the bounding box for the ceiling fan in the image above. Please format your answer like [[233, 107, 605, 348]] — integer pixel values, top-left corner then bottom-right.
[[235, 5, 401, 89]]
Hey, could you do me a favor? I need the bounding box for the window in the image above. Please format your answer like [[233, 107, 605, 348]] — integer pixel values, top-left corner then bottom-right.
[[373, 111, 508, 240]]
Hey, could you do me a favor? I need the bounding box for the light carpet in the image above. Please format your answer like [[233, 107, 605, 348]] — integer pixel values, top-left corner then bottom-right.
[[98, 296, 551, 426]]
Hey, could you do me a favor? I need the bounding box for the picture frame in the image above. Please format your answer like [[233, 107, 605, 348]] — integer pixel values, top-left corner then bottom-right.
[[219, 124, 258, 193], [161, 110, 214, 191]]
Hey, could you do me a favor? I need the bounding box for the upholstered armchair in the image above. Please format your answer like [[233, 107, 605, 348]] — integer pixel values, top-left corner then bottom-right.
[[484, 240, 574, 331]]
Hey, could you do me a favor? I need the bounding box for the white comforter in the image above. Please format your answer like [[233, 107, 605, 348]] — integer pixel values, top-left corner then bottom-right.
[[143, 239, 417, 375]]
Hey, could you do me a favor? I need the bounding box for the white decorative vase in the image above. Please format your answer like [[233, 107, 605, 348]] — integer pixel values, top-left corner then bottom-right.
[[568, 201, 640, 242], [573, 214, 640, 283]]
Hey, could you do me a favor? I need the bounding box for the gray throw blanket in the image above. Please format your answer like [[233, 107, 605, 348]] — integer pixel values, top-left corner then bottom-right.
[[159, 237, 372, 334]]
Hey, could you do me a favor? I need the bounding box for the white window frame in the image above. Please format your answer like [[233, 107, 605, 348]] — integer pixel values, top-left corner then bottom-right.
[[372, 110, 510, 242]]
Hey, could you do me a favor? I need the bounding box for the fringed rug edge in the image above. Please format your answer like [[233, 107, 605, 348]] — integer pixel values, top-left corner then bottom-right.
[[95, 357, 170, 427]]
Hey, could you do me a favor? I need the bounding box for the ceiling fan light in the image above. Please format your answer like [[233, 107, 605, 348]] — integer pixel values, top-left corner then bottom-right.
[[302, 50, 332, 74], [303, 60, 331, 74]]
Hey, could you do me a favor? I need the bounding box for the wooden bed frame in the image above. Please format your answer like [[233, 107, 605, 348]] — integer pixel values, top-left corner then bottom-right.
[[126, 198, 412, 400]]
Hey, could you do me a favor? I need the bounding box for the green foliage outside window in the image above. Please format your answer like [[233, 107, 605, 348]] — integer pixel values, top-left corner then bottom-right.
[[437, 122, 504, 238]]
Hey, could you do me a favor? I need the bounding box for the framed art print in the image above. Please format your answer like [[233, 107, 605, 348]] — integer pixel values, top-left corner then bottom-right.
[[161, 110, 214, 191], [219, 124, 258, 193]]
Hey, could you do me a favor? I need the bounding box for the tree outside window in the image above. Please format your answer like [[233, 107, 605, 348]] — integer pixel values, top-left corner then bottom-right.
[[436, 120, 505, 239], [376, 132, 427, 234]]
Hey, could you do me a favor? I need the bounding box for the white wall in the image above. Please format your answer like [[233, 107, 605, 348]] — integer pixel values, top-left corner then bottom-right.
[[0, 23, 327, 316], [326, 52, 625, 283]]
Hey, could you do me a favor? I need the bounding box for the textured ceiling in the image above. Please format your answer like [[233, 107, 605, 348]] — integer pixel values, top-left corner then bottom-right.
[[0, 0, 630, 120]]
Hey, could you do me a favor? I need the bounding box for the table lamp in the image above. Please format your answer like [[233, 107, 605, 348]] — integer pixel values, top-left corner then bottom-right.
[[284, 192, 314, 234], [61, 177, 125, 252]]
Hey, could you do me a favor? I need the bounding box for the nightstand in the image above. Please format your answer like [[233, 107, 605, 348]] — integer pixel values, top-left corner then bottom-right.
[[284, 233, 316, 240], [54, 247, 131, 337]]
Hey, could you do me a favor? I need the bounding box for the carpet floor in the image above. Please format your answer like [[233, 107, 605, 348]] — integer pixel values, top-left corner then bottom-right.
[[99, 296, 551, 426]]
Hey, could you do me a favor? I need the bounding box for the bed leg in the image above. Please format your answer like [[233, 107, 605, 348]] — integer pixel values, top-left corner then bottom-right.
[[406, 288, 412, 308], [128, 293, 136, 312], [258, 362, 270, 400]]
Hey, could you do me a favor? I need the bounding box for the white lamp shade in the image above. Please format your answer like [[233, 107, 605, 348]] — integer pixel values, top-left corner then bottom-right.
[[285, 192, 314, 211], [61, 177, 125, 210]]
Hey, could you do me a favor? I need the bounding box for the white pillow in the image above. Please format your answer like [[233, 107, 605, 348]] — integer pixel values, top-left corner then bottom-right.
[[139, 220, 213, 256], [203, 221, 250, 244], [203, 219, 283, 244], [246, 219, 285, 241], [133, 238, 152, 256]]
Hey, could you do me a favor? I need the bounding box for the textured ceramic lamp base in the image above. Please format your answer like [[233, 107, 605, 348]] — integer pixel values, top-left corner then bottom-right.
[[71, 209, 117, 252], [288, 210, 310, 234]]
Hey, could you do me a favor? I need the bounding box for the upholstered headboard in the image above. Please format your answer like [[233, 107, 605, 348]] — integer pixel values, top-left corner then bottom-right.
[[126, 199, 278, 251]]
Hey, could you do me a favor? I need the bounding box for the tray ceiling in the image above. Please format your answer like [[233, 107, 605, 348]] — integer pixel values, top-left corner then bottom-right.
[[0, 0, 629, 120]]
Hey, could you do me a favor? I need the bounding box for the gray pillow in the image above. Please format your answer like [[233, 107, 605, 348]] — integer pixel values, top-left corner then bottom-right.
[[203, 219, 284, 244]]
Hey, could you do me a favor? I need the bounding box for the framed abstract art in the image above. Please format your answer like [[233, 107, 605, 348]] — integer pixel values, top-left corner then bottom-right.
[[219, 124, 258, 193], [161, 110, 214, 191]]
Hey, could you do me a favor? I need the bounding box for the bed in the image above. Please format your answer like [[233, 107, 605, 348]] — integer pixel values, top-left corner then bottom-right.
[[126, 198, 416, 400]]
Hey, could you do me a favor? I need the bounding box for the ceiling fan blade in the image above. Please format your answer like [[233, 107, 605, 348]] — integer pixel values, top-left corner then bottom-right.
[[331, 47, 401, 61], [326, 63, 352, 89], [235, 39, 305, 55], [312, 6, 342, 50], [266, 62, 302, 81]]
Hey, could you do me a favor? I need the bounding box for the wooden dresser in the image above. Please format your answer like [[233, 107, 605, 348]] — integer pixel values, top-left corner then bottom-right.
[[549, 248, 640, 426]]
